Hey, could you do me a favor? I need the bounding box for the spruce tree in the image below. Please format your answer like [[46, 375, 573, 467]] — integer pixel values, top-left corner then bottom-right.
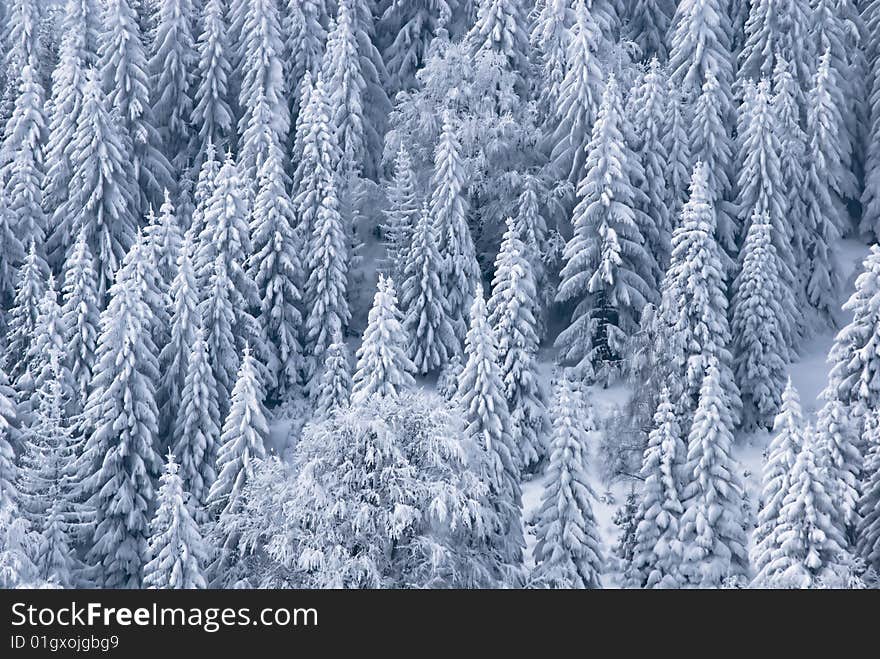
[[656, 162, 741, 426], [5, 243, 45, 390], [532, 372, 603, 588], [143, 451, 209, 589], [172, 325, 220, 518], [400, 204, 457, 374], [555, 76, 653, 377], [382, 144, 420, 283], [80, 235, 162, 589], [200, 254, 239, 419], [206, 345, 268, 519], [351, 276, 416, 405], [430, 111, 479, 346], [149, 0, 197, 172], [751, 379, 805, 581], [457, 289, 524, 573], [488, 216, 548, 471], [379, 0, 452, 93], [815, 392, 862, 541], [757, 423, 849, 588], [250, 142, 302, 398], [52, 69, 136, 297], [193, 0, 233, 163], [468, 0, 531, 96], [60, 228, 100, 417], [663, 81, 691, 223], [857, 409, 880, 572], [626, 0, 674, 61], [546, 0, 604, 187], [730, 211, 789, 431], [285, 0, 329, 112], [0, 187, 23, 308], [530, 0, 574, 119], [678, 363, 748, 587], [313, 337, 352, 419], [98, 0, 173, 213]]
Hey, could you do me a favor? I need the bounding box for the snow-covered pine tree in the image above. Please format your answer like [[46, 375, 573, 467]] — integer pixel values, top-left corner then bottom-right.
[[157, 235, 198, 442], [532, 372, 603, 588], [27, 275, 73, 416], [206, 345, 268, 523], [42, 0, 101, 271], [468, 0, 531, 97], [730, 211, 789, 431], [143, 451, 209, 588], [401, 204, 457, 374], [756, 423, 849, 588], [751, 379, 805, 582], [172, 325, 220, 520], [630, 57, 672, 272], [149, 0, 197, 173], [857, 408, 880, 573], [285, 0, 329, 118], [738, 0, 814, 96], [195, 153, 260, 357], [826, 245, 880, 425], [804, 50, 848, 325], [5, 243, 45, 392], [302, 149, 349, 388], [656, 162, 741, 426], [430, 110, 479, 346], [313, 336, 352, 419], [735, 78, 798, 351], [456, 289, 524, 575], [199, 254, 239, 419], [555, 75, 653, 378], [60, 228, 99, 417], [98, 0, 173, 214], [193, 0, 233, 165], [236, 0, 288, 185], [663, 80, 691, 236], [631, 387, 686, 588], [250, 141, 302, 399], [668, 0, 735, 108], [80, 234, 163, 589], [187, 139, 219, 245], [530, 0, 573, 120], [815, 391, 862, 542], [488, 215, 548, 471], [1, 63, 47, 264], [381, 144, 420, 283], [351, 275, 416, 405], [546, 0, 604, 187], [51, 68, 136, 297], [0, 0, 42, 141], [0, 187, 23, 309], [625, 0, 674, 61], [678, 363, 748, 587], [379, 0, 452, 94]]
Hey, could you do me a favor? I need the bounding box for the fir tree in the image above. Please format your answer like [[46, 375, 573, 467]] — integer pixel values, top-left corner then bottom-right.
[[430, 111, 479, 346], [663, 75, 692, 224], [632, 387, 686, 588], [0, 186, 23, 307], [380, 0, 452, 93], [200, 254, 239, 419], [468, 0, 531, 96], [400, 204, 457, 374], [857, 409, 880, 572], [678, 364, 748, 587], [530, 0, 573, 118], [730, 211, 789, 430], [532, 373, 603, 588], [815, 392, 862, 541], [143, 451, 209, 589], [457, 289, 524, 574], [626, 0, 674, 61], [751, 380, 805, 582], [80, 235, 162, 589], [193, 0, 233, 163], [555, 76, 653, 377], [285, 0, 329, 111], [5, 243, 46, 390], [351, 275, 416, 405]]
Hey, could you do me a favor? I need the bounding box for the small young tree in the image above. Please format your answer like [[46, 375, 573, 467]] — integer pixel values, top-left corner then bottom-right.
[[313, 337, 352, 420], [351, 276, 415, 405], [143, 451, 209, 589], [532, 373, 603, 588]]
